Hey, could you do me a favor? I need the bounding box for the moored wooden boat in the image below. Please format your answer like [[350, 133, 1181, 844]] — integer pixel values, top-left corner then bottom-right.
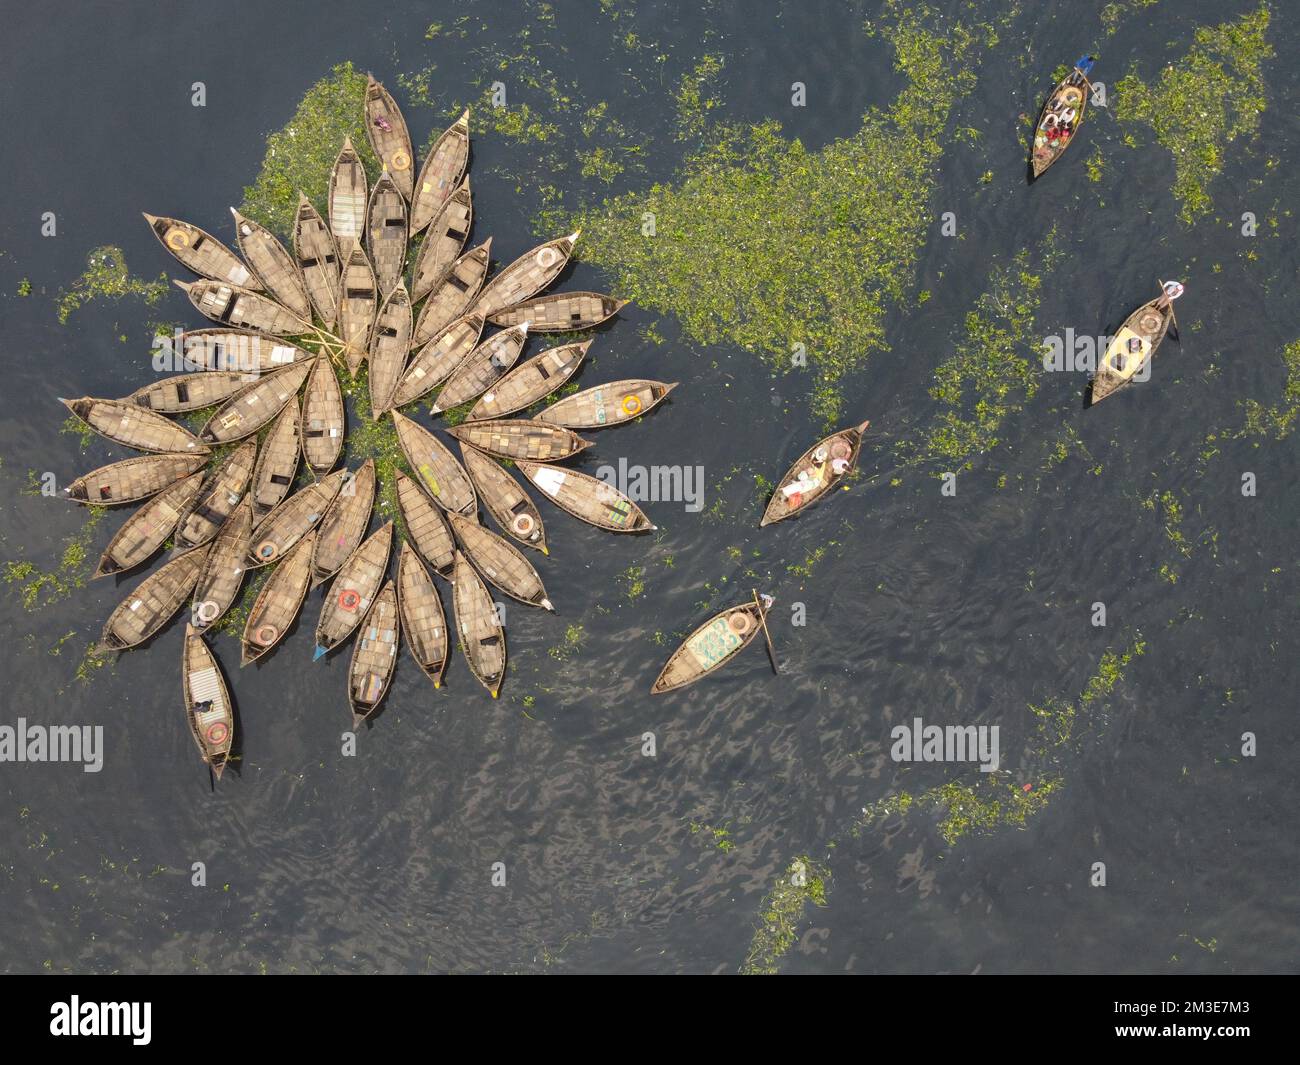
[[93, 471, 204, 578], [472, 232, 579, 319], [430, 323, 529, 414], [142, 213, 258, 288], [338, 244, 377, 373], [411, 108, 471, 233], [1031, 56, 1095, 180], [468, 339, 590, 421], [348, 580, 399, 726], [412, 240, 491, 347], [328, 136, 369, 253], [489, 292, 626, 332], [1090, 286, 1179, 404], [447, 510, 552, 610], [127, 370, 253, 413], [249, 397, 301, 519], [247, 469, 345, 567], [390, 313, 484, 407], [394, 470, 456, 577], [293, 194, 341, 327], [391, 411, 476, 515], [448, 419, 592, 461], [536, 379, 677, 430], [364, 75, 415, 200], [365, 170, 408, 296], [198, 360, 312, 444], [459, 444, 547, 554], [517, 460, 654, 532], [65, 453, 207, 506], [368, 283, 412, 416], [190, 496, 253, 632], [175, 279, 311, 335], [411, 178, 471, 302], [759, 420, 870, 527], [451, 549, 506, 697], [172, 439, 256, 551], [230, 207, 313, 320], [310, 459, 376, 585], [301, 357, 345, 473], [651, 595, 775, 694], [169, 329, 311, 373], [183, 625, 235, 778], [241, 530, 316, 665], [60, 397, 207, 455], [314, 522, 393, 659], [397, 542, 448, 687], [99, 544, 210, 652]]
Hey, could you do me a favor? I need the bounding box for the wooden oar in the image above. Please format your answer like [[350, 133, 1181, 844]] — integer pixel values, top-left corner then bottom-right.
[[752, 589, 779, 675], [1158, 280, 1181, 341]]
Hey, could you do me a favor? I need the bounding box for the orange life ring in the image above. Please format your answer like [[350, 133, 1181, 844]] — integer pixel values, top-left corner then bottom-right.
[[254, 624, 278, 646], [727, 611, 753, 636], [830, 439, 852, 460], [165, 227, 191, 250], [205, 721, 230, 746], [512, 513, 536, 536], [1138, 312, 1163, 334], [621, 394, 642, 416], [390, 150, 411, 172], [536, 246, 559, 269], [255, 540, 279, 561], [339, 589, 362, 611], [195, 600, 220, 623]]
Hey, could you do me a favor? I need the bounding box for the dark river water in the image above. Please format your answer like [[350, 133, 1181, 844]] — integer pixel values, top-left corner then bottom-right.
[[0, 0, 1297, 973]]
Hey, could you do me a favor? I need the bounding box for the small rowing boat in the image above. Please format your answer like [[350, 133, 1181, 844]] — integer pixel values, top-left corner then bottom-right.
[[190, 496, 253, 632], [397, 542, 448, 688], [459, 444, 547, 554], [314, 522, 392, 659], [369, 283, 413, 416], [172, 439, 256, 551], [391, 313, 485, 407], [468, 339, 590, 421], [473, 232, 579, 319], [431, 323, 529, 414], [249, 398, 301, 519], [451, 549, 506, 697], [535, 379, 677, 430], [366, 170, 408, 296], [364, 75, 415, 201], [411, 109, 471, 233], [198, 360, 312, 444], [1090, 282, 1183, 405], [94, 471, 205, 577], [143, 213, 258, 288], [293, 194, 341, 327], [392, 411, 476, 515], [446, 510, 552, 610], [230, 207, 312, 320], [183, 625, 235, 778], [489, 292, 626, 332], [167, 329, 310, 373], [651, 593, 776, 694], [412, 241, 491, 347], [127, 370, 253, 414], [1031, 56, 1095, 180], [310, 459, 376, 585], [301, 356, 345, 473], [99, 545, 210, 652], [448, 418, 591, 461], [329, 136, 369, 253], [60, 397, 207, 455], [395, 470, 457, 577], [241, 530, 316, 665], [176, 279, 311, 335], [338, 245, 377, 373], [516, 460, 654, 532], [759, 420, 870, 527], [411, 178, 471, 302], [65, 453, 207, 506], [247, 469, 346, 567], [349, 580, 399, 726]]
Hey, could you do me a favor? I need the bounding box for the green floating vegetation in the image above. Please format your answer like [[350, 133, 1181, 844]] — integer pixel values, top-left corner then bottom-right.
[[1030, 637, 1147, 749], [741, 856, 828, 975], [1101, 0, 1160, 36], [56, 246, 168, 324], [17, 278, 31, 297], [576, 1, 993, 423], [1239, 338, 1300, 438], [3, 507, 106, 610], [548, 623, 586, 661], [861, 778, 1064, 848], [1115, 5, 1272, 224], [240, 62, 380, 239]]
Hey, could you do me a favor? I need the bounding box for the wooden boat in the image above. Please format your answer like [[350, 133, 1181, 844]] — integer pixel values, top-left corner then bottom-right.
[[348, 580, 399, 726], [328, 136, 369, 253], [249, 397, 301, 519], [368, 283, 412, 416], [190, 496, 253, 632], [472, 232, 579, 319], [241, 530, 316, 665], [198, 360, 312, 445], [365, 170, 408, 297], [99, 545, 210, 652], [430, 323, 529, 414], [182, 625, 235, 778], [651, 595, 775, 694], [93, 471, 204, 577], [301, 357, 345, 473], [364, 75, 415, 201], [460, 444, 547, 554], [412, 240, 491, 347], [1091, 288, 1178, 404], [142, 213, 258, 289], [338, 244, 377, 374], [310, 459, 376, 585], [468, 339, 590, 421], [175, 279, 311, 335], [60, 397, 206, 455], [293, 194, 341, 327], [759, 420, 870, 527], [172, 439, 256, 551], [314, 522, 393, 659], [230, 208, 312, 321], [448, 419, 592, 461], [390, 313, 484, 408], [1031, 57, 1095, 179], [447, 510, 552, 610], [489, 292, 626, 332], [411, 109, 471, 233], [391, 411, 476, 514], [247, 469, 345, 567], [410, 179, 471, 302], [536, 380, 677, 430], [170, 329, 311, 373], [397, 542, 448, 687], [451, 549, 505, 697], [127, 370, 253, 413], [517, 460, 654, 532], [395, 470, 456, 577], [66, 453, 207, 506]]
